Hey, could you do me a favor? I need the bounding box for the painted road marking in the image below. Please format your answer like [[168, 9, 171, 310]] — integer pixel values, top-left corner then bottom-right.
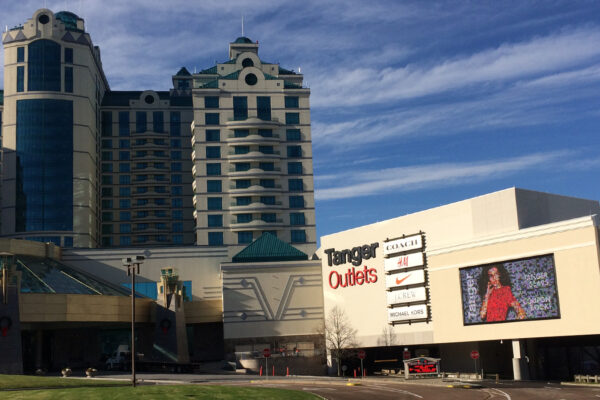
[[366, 384, 423, 398], [489, 388, 511, 400], [302, 387, 336, 391]]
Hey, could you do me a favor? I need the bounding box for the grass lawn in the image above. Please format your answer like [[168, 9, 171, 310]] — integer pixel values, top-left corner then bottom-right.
[[0, 384, 318, 399], [0, 374, 128, 389]]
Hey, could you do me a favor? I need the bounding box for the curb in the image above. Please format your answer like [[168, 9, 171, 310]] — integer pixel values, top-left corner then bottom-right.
[[560, 382, 600, 388], [446, 383, 483, 389]]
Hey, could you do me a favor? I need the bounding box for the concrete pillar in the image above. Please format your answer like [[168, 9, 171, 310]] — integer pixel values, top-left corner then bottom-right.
[[35, 330, 44, 370], [512, 340, 529, 380]]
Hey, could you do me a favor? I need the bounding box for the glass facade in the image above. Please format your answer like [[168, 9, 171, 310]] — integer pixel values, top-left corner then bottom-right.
[[257, 96, 271, 120], [233, 97, 247, 121], [28, 39, 61, 91], [16, 99, 73, 231]]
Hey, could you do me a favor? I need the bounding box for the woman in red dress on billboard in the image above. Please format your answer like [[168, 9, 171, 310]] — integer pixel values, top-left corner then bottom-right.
[[479, 265, 526, 322]]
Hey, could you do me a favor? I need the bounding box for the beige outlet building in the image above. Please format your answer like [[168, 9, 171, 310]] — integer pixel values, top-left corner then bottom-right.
[[319, 188, 600, 380]]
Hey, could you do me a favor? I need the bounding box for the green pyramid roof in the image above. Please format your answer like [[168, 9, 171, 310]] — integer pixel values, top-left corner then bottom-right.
[[232, 233, 308, 263]]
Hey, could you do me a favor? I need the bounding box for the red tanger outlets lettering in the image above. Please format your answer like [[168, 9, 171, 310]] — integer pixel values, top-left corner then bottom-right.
[[328, 266, 378, 289], [325, 243, 379, 289]]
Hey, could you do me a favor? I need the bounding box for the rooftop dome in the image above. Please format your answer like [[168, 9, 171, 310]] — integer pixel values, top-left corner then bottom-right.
[[55, 11, 80, 30], [234, 36, 253, 44]]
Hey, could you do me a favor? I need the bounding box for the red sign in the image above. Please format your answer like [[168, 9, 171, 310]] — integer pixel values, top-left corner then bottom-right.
[[263, 348, 271, 358], [403, 350, 411, 360], [358, 350, 366, 360], [470, 350, 479, 359], [408, 363, 438, 374]]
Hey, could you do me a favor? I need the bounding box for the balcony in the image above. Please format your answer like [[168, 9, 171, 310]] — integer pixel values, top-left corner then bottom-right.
[[225, 132, 281, 145], [228, 167, 281, 177], [225, 116, 282, 130], [229, 201, 283, 211], [229, 184, 282, 195], [230, 218, 284, 230], [227, 150, 281, 161]]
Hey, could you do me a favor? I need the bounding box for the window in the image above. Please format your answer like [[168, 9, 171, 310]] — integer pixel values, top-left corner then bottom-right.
[[206, 146, 221, 158], [290, 212, 305, 225], [257, 96, 271, 121], [101, 151, 112, 161], [205, 96, 219, 108], [237, 214, 252, 223], [206, 129, 220, 141], [120, 236, 131, 246], [171, 139, 181, 148], [208, 215, 223, 227], [17, 47, 25, 62], [136, 211, 149, 218], [119, 199, 131, 208], [102, 112, 112, 136], [291, 230, 307, 243], [171, 162, 182, 171], [207, 180, 222, 192], [233, 97, 248, 120], [102, 163, 113, 172], [208, 232, 223, 246], [17, 66, 24, 92], [235, 163, 250, 172], [289, 195, 304, 208], [259, 145, 273, 154], [288, 162, 302, 175], [261, 213, 276, 223], [207, 197, 222, 210], [119, 175, 131, 185], [120, 211, 131, 221], [119, 139, 130, 148], [287, 145, 302, 157], [236, 179, 251, 189], [231, 146, 250, 156], [286, 129, 301, 141], [172, 186, 183, 195], [170, 111, 181, 136], [102, 212, 113, 222], [102, 199, 113, 209], [102, 224, 113, 234], [260, 179, 275, 188], [236, 197, 251, 206], [258, 129, 273, 137], [155, 198, 168, 206], [171, 151, 182, 160], [205, 113, 219, 125], [119, 151, 130, 160], [149, 111, 163, 133], [261, 196, 275, 205], [172, 198, 183, 207], [285, 96, 299, 108], [172, 210, 184, 219], [119, 111, 130, 136], [102, 237, 113, 247], [120, 224, 131, 233], [238, 231, 253, 244], [101, 175, 112, 184], [286, 112, 300, 125], [102, 140, 112, 149], [171, 174, 182, 183], [289, 179, 303, 191], [173, 222, 183, 232], [136, 111, 147, 133], [135, 174, 147, 182], [119, 163, 130, 172], [64, 66, 73, 92], [102, 187, 113, 196], [234, 129, 249, 138], [28, 39, 61, 91], [64, 48, 73, 64], [207, 163, 221, 175]]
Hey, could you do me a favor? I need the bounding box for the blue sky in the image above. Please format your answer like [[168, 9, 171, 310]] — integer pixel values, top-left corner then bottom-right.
[[2, 1, 600, 241]]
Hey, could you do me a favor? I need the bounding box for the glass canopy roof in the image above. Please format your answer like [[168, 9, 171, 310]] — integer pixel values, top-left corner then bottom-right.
[[16, 256, 130, 296]]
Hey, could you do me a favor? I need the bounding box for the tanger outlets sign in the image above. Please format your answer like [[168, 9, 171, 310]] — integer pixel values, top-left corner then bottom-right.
[[384, 232, 430, 324], [325, 243, 379, 289]]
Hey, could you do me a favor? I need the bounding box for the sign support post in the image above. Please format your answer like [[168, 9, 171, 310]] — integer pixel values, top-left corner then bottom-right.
[[358, 350, 366, 378], [263, 348, 270, 380]]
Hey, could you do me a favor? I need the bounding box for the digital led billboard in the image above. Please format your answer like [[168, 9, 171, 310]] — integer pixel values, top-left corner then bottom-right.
[[459, 254, 560, 325]]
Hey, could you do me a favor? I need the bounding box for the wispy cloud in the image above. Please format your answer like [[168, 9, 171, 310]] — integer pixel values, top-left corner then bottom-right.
[[315, 151, 571, 200], [310, 27, 600, 107]]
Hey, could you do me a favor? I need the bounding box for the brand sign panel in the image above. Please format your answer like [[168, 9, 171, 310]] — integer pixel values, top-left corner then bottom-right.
[[384, 252, 424, 272], [383, 234, 423, 256], [388, 304, 428, 322], [387, 286, 427, 305], [386, 269, 425, 289]]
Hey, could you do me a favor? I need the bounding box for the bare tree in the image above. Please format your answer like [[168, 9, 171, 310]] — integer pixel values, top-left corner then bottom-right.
[[321, 306, 358, 376], [377, 325, 397, 347]]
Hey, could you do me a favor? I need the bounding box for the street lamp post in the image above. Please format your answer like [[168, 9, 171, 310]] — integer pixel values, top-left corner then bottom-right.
[[0, 253, 16, 305], [122, 256, 144, 387]]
